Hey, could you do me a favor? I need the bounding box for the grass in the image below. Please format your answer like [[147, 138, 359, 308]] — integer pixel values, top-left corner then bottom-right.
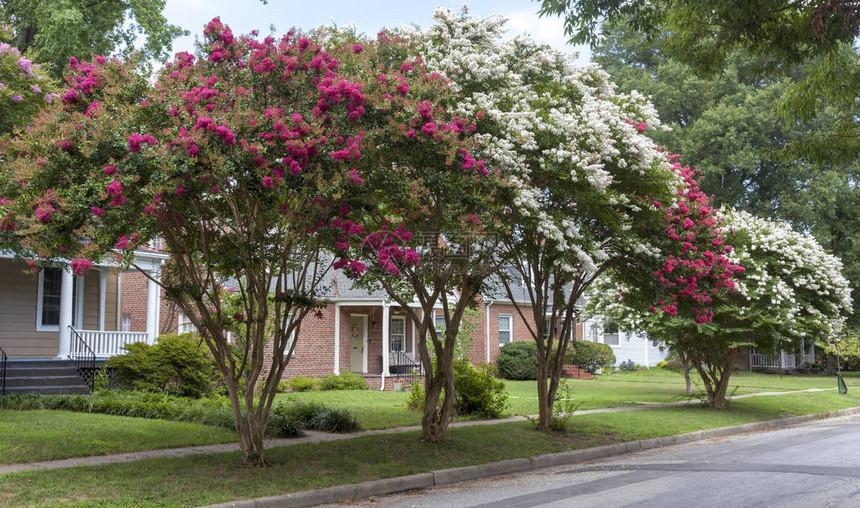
[[2, 389, 859, 507], [0, 410, 237, 464]]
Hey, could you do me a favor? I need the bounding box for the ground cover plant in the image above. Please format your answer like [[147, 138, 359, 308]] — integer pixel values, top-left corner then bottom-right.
[[1, 389, 858, 507]]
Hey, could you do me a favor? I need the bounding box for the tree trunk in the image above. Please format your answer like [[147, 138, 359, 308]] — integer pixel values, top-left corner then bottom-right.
[[421, 358, 455, 441], [535, 357, 552, 432], [684, 364, 693, 396]]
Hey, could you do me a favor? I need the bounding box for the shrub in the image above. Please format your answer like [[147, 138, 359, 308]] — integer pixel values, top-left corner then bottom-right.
[[275, 400, 360, 433], [497, 341, 538, 380], [619, 359, 637, 371], [107, 333, 218, 398], [453, 357, 509, 419], [568, 341, 616, 374], [657, 359, 686, 372], [550, 380, 581, 431], [320, 371, 367, 391], [287, 376, 319, 392], [406, 380, 425, 411]]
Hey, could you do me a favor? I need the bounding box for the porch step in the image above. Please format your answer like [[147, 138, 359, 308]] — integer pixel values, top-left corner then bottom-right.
[[561, 364, 596, 380], [3, 359, 91, 395]]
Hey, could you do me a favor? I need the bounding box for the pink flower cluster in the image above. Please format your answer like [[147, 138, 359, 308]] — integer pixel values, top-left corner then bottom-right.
[[70, 258, 93, 276], [128, 133, 158, 152], [651, 160, 744, 324], [106, 180, 127, 207]]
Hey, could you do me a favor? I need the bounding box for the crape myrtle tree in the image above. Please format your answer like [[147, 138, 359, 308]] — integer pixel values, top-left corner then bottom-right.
[[589, 201, 852, 407], [411, 8, 679, 431], [333, 18, 515, 441], [0, 17, 461, 465], [0, 28, 57, 135]]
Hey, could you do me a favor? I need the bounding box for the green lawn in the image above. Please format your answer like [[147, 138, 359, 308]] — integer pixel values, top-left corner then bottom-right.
[[0, 410, 237, 464], [281, 369, 857, 427], [2, 390, 858, 508]]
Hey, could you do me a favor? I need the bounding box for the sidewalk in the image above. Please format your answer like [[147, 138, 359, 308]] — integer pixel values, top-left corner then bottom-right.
[[0, 386, 836, 476]]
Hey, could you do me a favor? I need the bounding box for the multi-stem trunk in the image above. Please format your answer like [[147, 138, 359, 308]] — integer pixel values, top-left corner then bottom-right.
[[693, 348, 738, 409]]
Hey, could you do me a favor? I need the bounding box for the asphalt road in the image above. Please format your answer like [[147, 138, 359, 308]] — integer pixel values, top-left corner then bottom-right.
[[334, 415, 860, 508]]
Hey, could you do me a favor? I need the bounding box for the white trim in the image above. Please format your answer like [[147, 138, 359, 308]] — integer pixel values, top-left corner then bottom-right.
[[116, 272, 122, 331], [333, 304, 341, 374], [381, 304, 390, 391], [57, 267, 74, 358], [36, 268, 61, 332], [74, 275, 84, 329], [485, 301, 493, 363]]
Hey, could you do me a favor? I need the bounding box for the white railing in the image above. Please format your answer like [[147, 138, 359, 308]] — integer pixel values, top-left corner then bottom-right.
[[70, 329, 150, 358], [750, 350, 797, 369]]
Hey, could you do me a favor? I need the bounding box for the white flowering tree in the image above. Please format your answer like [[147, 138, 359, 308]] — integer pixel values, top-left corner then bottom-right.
[[589, 207, 853, 407], [416, 8, 680, 431]]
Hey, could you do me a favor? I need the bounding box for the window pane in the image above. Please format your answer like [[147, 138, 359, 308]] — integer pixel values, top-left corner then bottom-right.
[[434, 313, 445, 336], [603, 333, 619, 346], [499, 316, 511, 345], [41, 268, 62, 326], [391, 317, 406, 351]]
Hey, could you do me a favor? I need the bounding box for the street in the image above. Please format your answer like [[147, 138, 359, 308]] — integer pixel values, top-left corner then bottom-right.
[[334, 415, 860, 507]]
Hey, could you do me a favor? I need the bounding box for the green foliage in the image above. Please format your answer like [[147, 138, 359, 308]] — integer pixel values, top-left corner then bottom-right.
[[569, 341, 616, 375], [0, 28, 57, 135], [452, 358, 509, 419], [549, 380, 581, 431], [272, 400, 360, 433], [497, 341, 539, 380], [406, 381, 425, 411], [287, 376, 320, 392], [320, 371, 367, 391], [619, 359, 637, 372], [0, 0, 186, 79], [106, 333, 218, 398], [656, 359, 685, 373]]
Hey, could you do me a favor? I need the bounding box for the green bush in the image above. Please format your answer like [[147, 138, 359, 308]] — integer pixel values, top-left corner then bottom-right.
[[320, 371, 367, 391], [453, 358, 509, 418], [274, 400, 360, 433], [406, 380, 425, 410], [107, 333, 218, 398], [568, 341, 616, 375], [497, 341, 538, 380], [657, 359, 685, 372], [619, 359, 637, 371], [287, 376, 319, 392]]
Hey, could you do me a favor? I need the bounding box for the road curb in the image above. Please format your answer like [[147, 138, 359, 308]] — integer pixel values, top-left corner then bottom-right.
[[204, 406, 860, 508]]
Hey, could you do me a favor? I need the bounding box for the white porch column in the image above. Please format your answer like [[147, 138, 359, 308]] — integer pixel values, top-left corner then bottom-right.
[[57, 267, 74, 358], [333, 304, 341, 374], [380, 303, 390, 390], [98, 270, 107, 331], [146, 272, 160, 344], [411, 316, 417, 358]]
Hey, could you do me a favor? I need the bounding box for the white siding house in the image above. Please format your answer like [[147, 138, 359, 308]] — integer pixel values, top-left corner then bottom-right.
[[581, 319, 670, 368]]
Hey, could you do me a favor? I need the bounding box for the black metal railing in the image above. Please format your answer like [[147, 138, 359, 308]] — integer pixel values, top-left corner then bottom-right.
[[68, 327, 97, 391], [0, 346, 7, 396], [389, 350, 422, 387]]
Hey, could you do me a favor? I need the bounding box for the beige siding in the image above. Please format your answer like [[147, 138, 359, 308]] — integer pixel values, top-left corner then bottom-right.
[[0, 259, 58, 358], [104, 272, 118, 332], [82, 272, 100, 330]]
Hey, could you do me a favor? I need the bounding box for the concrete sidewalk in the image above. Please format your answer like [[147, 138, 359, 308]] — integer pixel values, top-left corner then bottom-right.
[[0, 386, 837, 476]]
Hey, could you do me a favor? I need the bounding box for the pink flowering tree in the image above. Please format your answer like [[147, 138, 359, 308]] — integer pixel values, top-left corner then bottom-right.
[[0, 18, 393, 465], [0, 28, 57, 135], [324, 27, 514, 442], [587, 162, 749, 408]]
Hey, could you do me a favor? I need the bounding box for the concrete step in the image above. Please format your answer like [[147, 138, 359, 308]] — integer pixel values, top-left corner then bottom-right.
[[3, 385, 90, 395], [2, 359, 92, 395]]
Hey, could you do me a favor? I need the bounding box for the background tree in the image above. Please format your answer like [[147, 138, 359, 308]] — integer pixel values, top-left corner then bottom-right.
[[0, 0, 185, 78], [0, 18, 389, 465], [409, 9, 678, 431], [0, 28, 57, 135], [590, 21, 860, 329]]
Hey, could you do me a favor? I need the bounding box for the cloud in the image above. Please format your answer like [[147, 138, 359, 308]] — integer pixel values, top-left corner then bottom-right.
[[502, 10, 591, 65]]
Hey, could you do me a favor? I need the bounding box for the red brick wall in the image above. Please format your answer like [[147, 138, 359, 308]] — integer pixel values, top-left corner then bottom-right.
[[120, 271, 179, 335]]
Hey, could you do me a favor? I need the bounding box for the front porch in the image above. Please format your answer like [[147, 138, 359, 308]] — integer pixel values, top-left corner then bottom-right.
[[749, 340, 816, 371]]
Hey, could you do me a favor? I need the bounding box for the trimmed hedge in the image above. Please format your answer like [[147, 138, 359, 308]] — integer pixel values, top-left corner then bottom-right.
[[320, 371, 367, 390], [497, 341, 538, 380], [568, 341, 616, 374]]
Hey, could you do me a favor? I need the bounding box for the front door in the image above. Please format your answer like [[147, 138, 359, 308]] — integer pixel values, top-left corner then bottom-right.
[[349, 315, 366, 373]]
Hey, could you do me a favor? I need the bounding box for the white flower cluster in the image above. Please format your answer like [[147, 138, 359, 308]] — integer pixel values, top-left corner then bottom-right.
[[722, 208, 853, 339], [417, 8, 674, 274]]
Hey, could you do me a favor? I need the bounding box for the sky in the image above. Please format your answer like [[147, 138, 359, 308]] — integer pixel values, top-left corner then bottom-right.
[[162, 0, 591, 65]]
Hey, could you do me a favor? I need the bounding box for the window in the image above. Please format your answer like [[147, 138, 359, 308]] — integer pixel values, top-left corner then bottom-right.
[[121, 313, 131, 332], [38, 268, 62, 330], [390, 316, 406, 352], [434, 312, 446, 338], [499, 315, 512, 345], [602, 320, 619, 346], [177, 313, 197, 335]]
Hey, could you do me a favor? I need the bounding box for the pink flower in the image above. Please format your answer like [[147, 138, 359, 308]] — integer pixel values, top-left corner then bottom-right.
[[106, 180, 122, 196], [636, 122, 647, 132], [91, 206, 105, 217], [261, 176, 274, 188], [421, 123, 437, 136], [352, 44, 364, 54], [103, 165, 117, 175], [70, 258, 93, 276], [35, 203, 54, 223], [115, 236, 131, 249]]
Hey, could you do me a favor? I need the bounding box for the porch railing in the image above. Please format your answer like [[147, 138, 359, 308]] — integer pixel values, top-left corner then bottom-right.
[[71, 329, 150, 357], [69, 326, 97, 391], [389, 350, 422, 386], [0, 345, 7, 396], [750, 350, 797, 370]]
